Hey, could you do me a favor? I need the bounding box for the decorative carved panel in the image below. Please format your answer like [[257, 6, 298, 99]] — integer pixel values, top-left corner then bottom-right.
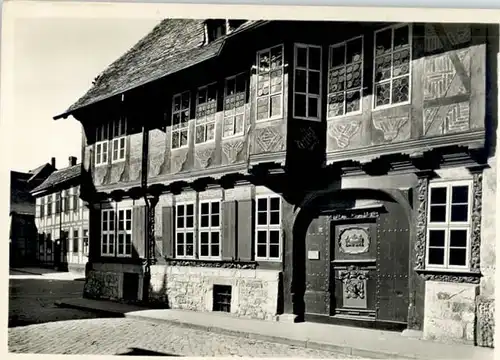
[[254, 126, 285, 153], [222, 141, 244, 164], [148, 154, 165, 178], [171, 151, 188, 174], [424, 24, 471, 54], [94, 166, 108, 186], [414, 176, 429, 270], [327, 119, 361, 149], [372, 113, 410, 142], [339, 266, 369, 308], [470, 172, 482, 272], [338, 227, 370, 254], [128, 161, 141, 182], [109, 163, 126, 184], [195, 147, 214, 169], [295, 126, 320, 151]]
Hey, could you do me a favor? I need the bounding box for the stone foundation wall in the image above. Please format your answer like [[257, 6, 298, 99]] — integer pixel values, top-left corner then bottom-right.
[[423, 281, 479, 344], [83, 263, 143, 301], [476, 295, 495, 347], [149, 265, 280, 321]]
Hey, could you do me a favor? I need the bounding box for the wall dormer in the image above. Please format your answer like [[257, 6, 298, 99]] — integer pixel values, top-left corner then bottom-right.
[[204, 19, 247, 44]]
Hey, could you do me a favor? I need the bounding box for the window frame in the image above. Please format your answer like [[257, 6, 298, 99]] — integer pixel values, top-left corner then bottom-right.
[[101, 208, 116, 257], [55, 193, 61, 214], [372, 23, 413, 111], [195, 82, 218, 145], [175, 202, 196, 259], [39, 196, 45, 218], [255, 44, 285, 122], [72, 229, 80, 253], [198, 199, 222, 260], [95, 140, 109, 167], [171, 91, 191, 150], [425, 179, 473, 271], [255, 194, 282, 262], [116, 208, 133, 258], [293, 43, 323, 122], [223, 72, 247, 139], [327, 35, 364, 119], [47, 195, 53, 216]]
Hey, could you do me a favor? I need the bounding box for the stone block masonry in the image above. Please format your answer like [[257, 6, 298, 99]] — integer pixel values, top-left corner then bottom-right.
[[149, 265, 280, 321]]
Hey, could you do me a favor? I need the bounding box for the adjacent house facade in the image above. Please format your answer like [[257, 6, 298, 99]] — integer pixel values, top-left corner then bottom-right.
[[9, 159, 56, 267], [54, 19, 496, 347], [31, 157, 90, 274]]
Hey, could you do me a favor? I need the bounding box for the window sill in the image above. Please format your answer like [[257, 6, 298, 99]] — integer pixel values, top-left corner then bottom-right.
[[327, 111, 363, 121], [294, 116, 321, 122], [415, 268, 481, 284], [111, 159, 126, 165], [371, 101, 411, 112]]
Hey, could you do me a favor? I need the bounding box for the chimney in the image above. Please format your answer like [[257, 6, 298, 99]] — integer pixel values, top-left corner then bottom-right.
[[68, 156, 77, 167], [51, 157, 56, 168]]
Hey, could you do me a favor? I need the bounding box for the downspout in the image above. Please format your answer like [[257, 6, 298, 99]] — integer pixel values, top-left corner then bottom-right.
[[141, 122, 151, 303]]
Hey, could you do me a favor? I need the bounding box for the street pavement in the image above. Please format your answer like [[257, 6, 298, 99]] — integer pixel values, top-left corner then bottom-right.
[[8, 270, 361, 357]]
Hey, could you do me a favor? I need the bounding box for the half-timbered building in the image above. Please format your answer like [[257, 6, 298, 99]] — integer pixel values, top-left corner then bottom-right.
[[54, 19, 497, 347]]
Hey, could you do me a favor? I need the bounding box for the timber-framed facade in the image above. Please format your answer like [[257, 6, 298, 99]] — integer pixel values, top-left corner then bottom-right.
[[55, 19, 497, 347]]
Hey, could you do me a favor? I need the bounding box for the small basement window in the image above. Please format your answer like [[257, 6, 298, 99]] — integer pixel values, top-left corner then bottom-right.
[[213, 285, 232, 313]]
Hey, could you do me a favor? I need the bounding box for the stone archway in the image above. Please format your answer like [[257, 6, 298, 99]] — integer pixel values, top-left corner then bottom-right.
[[291, 187, 414, 330]]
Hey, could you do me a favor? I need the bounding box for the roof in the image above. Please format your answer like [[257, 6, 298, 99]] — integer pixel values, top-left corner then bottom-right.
[[10, 171, 35, 215], [54, 19, 263, 119], [31, 164, 82, 195], [27, 163, 55, 183]]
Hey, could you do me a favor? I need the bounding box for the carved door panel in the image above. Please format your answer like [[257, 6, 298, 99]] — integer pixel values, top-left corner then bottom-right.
[[331, 217, 378, 319]]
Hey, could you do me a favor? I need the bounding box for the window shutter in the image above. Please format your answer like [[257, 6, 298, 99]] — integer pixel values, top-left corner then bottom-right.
[[132, 206, 146, 259], [222, 200, 237, 260], [237, 199, 253, 261], [88, 206, 101, 260], [162, 206, 174, 259]]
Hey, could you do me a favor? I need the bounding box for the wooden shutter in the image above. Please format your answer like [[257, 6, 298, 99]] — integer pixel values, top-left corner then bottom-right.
[[88, 206, 101, 261], [162, 206, 174, 259], [222, 200, 237, 260], [132, 206, 146, 259], [237, 199, 253, 261]]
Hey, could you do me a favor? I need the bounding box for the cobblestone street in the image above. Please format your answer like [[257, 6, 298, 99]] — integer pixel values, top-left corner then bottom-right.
[[8, 317, 360, 357]]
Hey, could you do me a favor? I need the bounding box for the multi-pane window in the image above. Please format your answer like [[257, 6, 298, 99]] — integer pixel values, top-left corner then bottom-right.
[[72, 188, 79, 211], [111, 118, 127, 163], [83, 229, 89, 256], [47, 195, 52, 216], [175, 203, 195, 258], [328, 36, 364, 118], [373, 24, 412, 108], [199, 200, 221, 259], [223, 73, 246, 138], [195, 84, 217, 144], [95, 122, 109, 166], [171, 91, 190, 149], [39, 197, 45, 218], [256, 44, 284, 121], [117, 209, 132, 257], [255, 195, 282, 261], [55, 193, 61, 214], [294, 44, 322, 120], [73, 229, 79, 253], [62, 191, 70, 213], [426, 180, 472, 269], [101, 209, 115, 256]]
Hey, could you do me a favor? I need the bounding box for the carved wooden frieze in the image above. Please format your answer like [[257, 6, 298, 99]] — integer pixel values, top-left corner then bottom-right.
[[253, 126, 285, 154], [109, 162, 126, 184], [171, 150, 188, 174], [222, 141, 244, 164], [330, 211, 380, 221], [424, 24, 471, 54], [338, 227, 370, 254], [94, 166, 108, 186], [148, 154, 165, 178], [295, 126, 320, 151], [128, 161, 142, 182], [414, 176, 429, 270], [372, 113, 410, 142], [470, 172, 482, 272], [165, 258, 258, 269], [420, 272, 480, 284], [327, 119, 361, 149], [195, 147, 214, 169]]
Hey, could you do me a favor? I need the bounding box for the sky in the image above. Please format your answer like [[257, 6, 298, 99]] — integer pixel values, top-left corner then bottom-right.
[[6, 15, 161, 172]]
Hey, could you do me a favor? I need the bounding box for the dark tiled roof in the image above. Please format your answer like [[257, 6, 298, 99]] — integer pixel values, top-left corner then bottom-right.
[[31, 164, 81, 195], [27, 163, 55, 183], [10, 171, 35, 215], [55, 19, 261, 119]]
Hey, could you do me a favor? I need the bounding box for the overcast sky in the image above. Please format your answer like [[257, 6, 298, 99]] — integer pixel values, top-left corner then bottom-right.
[[6, 14, 160, 172]]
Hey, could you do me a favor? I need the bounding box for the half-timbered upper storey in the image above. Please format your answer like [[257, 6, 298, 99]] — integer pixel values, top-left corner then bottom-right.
[[55, 20, 493, 197]]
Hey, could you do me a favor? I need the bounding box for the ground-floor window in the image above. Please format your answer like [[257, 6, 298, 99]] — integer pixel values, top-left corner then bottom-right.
[[101, 206, 133, 257], [175, 202, 195, 259], [255, 195, 282, 261]]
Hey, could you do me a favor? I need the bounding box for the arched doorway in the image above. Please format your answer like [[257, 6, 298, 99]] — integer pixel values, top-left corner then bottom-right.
[[292, 188, 412, 331]]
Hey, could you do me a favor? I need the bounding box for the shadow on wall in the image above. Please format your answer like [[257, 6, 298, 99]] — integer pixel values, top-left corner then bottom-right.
[[147, 270, 170, 309]]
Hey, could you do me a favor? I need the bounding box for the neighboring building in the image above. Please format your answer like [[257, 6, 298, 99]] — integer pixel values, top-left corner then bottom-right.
[[31, 157, 90, 274], [54, 20, 496, 347], [9, 159, 56, 267]]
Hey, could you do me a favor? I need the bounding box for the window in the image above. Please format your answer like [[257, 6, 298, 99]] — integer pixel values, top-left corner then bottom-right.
[[426, 180, 472, 269], [72, 188, 79, 211], [199, 200, 221, 259], [328, 36, 364, 118], [55, 193, 61, 214], [223, 73, 246, 138], [95, 141, 109, 166], [373, 24, 412, 109], [255, 195, 282, 261], [46, 233, 52, 255], [101, 209, 115, 256], [175, 203, 195, 258], [39, 197, 45, 218], [195, 84, 217, 144], [206, 19, 227, 42], [47, 195, 52, 216], [73, 229, 79, 253], [294, 44, 322, 120], [111, 118, 127, 163], [117, 209, 132, 257], [213, 284, 232, 313], [62, 191, 70, 213], [171, 91, 190, 149], [83, 229, 89, 256], [256, 44, 284, 121]]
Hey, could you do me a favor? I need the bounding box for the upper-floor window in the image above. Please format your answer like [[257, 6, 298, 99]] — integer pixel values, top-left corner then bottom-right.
[[255, 195, 282, 261], [256, 44, 284, 121], [293, 44, 322, 121], [72, 187, 79, 211], [95, 122, 109, 166], [55, 193, 61, 214], [111, 118, 127, 163], [195, 84, 217, 144], [47, 195, 52, 216], [95, 118, 127, 166], [223, 73, 246, 138], [373, 24, 412, 109], [62, 191, 70, 213], [328, 36, 364, 118], [171, 91, 190, 150], [426, 180, 472, 270], [39, 197, 45, 218], [199, 200, 221, 259], [175, 203, 195, 258]]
